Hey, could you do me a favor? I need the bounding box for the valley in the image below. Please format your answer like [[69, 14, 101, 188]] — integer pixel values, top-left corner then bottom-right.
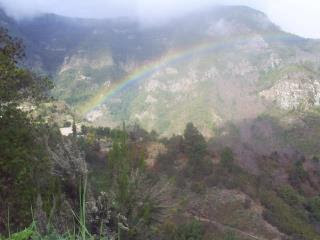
[[1, 4, 320, 240]]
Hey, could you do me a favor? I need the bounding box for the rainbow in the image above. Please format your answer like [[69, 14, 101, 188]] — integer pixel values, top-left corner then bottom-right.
[[78, 31, 290, 116]]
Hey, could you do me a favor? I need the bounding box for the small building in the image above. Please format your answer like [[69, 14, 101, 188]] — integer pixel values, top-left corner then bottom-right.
[[59, 127, 73, 136], [60, 124, 82, 136]]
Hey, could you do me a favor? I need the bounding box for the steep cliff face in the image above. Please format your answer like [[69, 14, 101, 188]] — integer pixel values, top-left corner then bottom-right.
[[260, 67, 320, 110]]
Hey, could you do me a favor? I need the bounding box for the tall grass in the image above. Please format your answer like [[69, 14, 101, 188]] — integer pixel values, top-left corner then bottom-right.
[[4, 177, 96, 240], [71, 176, 92, 240], [7, 208, 11, 238]]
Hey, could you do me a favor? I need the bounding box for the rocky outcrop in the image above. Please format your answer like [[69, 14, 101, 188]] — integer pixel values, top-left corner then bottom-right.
[[4, 4, 320, 137], [260, 74, 320, 110]]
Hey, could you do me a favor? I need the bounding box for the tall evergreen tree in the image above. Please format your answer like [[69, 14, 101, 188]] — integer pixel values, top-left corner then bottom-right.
[[0, 27, 54, 231], [183, 123, 207, 166]]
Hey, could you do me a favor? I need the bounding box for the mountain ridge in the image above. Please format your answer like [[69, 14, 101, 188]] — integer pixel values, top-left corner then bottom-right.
[[2, 5, 320, 239], [1, 5, 320, 138]]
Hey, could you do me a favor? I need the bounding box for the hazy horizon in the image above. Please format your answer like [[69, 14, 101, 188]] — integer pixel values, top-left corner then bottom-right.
[[0, 0, 319, 39]]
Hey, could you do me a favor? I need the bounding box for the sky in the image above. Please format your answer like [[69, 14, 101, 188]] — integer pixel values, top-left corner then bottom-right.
[[0, 0, 319, 39]]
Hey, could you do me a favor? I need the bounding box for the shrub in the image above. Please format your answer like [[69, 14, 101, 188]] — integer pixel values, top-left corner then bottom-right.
[[224, 231, 238, 240], [260, 190, 318, 240], [205, 174, 219, 188], [0, 108, 59, 231], [8, 225, 34, 240], [183, 123, 213, 177], [190, 181, 207, 194], [277, 185, 305, 207], [308, 196, 320, 221], [173, 221, 205, 240], [183, 123, 207, 167], [63, 121, 71, 127], [289, 160, 308, 187], [220, 147, 234, 171]]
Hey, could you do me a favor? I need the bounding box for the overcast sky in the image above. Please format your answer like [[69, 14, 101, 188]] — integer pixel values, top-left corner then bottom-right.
[[0, 0, 319, 39]]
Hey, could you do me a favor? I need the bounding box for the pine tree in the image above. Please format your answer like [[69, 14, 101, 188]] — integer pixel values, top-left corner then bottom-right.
[[183, 123, 207, 166], [72, 119, 77, 138]]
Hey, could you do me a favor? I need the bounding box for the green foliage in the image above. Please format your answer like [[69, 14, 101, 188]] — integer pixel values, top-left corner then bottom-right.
[[85, 125, 168, 239], [308, 197, 320, 222], [0, 26, 168, 239], [156, 135, 183, 175], [220, 147, 235, 171], [172, 221, 204, 240], [277, 185, 305, 207], [184, 123, 207, 162], [183, 123, 211, 176], [260, 190, 319, 240], [7, 224, 35, 240], [0, 28, 53, 105], [80, 125, 124, 141], [0, 28, 56, 233], [289, 160, 309, 187], [258, 65, 313, 91], [63, 121, 72, 127], [0, 106, 59, 230], [223, 231, 238, 240], [190, 181, 207, 194], [72, 120, 77, 138]]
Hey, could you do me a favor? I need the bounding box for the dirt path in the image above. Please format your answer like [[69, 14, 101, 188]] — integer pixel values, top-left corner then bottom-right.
[[185, 213, 268, 240]]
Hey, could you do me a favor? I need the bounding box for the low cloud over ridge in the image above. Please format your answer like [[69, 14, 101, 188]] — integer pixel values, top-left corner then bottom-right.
[[0, 0, 319, 38]]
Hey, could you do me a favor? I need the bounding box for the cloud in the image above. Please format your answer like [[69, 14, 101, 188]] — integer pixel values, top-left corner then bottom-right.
[[265, 0, 320, 39], [0, 0, 319, 38], [0, 0, 138, 19]]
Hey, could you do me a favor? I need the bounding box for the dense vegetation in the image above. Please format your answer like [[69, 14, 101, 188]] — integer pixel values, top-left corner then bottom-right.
[[1, 8, 320, 239], [0, 27, 57, 231]]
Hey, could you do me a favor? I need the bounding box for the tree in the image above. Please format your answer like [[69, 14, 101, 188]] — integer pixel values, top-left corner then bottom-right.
[[289, 159, 308, 187], [81, 125, 88, 135], [99, 127, 169, 239], [183, 123, 211, 175], [220, 147, 235, 171], [0, 27, 52, 107], [0, 27, 54, 232], [72, 118, 77, 138], [183, 123, 207, 164], [308, 197, 320, 221]]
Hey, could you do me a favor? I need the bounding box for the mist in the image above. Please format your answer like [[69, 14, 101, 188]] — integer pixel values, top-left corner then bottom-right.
[[0, 0, 319, 38]]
